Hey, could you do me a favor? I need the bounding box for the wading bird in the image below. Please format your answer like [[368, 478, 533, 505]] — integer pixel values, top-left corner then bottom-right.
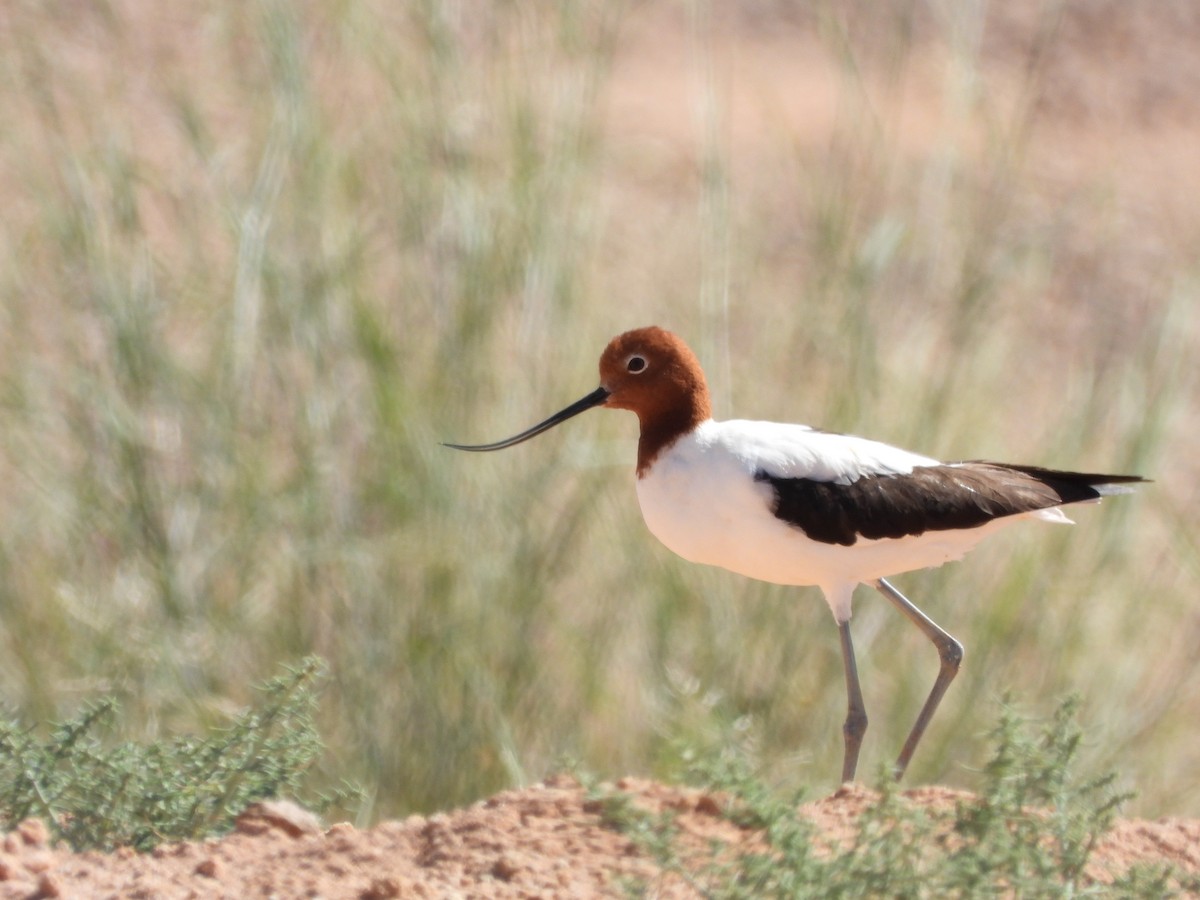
[[445, 326, 1145, 782]]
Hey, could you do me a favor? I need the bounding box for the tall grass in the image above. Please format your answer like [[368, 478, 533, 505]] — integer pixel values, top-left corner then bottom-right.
[[0, 0, 1195, 821]]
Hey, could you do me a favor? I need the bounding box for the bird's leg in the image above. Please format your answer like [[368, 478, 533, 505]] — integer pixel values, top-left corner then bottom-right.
[[872, 577, 963, 780], [838, 619, 868, 783]]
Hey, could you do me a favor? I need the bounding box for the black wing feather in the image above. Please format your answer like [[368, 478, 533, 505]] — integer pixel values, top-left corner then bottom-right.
[[755, 462, 1147, 547]]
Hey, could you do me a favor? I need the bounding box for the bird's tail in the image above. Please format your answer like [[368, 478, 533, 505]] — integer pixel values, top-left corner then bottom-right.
[[1000, 464, 1149, 500]]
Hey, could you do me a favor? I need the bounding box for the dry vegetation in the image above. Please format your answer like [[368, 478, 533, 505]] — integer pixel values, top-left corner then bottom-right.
[[0, 0, 1197, 836]]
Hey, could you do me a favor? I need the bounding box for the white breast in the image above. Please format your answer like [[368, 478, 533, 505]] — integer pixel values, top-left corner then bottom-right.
[[634, 420, 1047, 616]]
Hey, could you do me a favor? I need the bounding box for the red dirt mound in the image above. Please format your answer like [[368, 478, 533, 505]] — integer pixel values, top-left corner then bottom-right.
[[1, 777, 1196, 898]]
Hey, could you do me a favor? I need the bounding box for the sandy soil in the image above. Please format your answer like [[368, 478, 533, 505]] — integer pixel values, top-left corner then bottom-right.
[[1, 777, 1196, 898]]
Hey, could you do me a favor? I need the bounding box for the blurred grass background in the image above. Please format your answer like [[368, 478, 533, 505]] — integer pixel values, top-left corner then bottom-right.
[[0, 0, 1197, 821]]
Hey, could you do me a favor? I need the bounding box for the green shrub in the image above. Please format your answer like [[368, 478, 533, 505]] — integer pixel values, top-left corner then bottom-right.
[[598, 699, 1198, 898], [0, 657, 356, 852]]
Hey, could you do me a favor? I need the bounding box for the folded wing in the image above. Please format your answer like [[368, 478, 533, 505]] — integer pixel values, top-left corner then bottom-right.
[[755, 462, 1147, 547]]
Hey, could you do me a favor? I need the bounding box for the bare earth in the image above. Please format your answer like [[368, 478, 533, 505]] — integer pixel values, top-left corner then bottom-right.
[[1, 777, 1197, 898]]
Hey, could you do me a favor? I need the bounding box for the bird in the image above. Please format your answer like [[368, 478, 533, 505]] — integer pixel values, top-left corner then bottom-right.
[[444, 326, 1146, 783]]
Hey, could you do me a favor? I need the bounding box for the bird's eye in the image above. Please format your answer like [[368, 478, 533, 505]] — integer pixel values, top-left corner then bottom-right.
[[627, 355, 647, 373]]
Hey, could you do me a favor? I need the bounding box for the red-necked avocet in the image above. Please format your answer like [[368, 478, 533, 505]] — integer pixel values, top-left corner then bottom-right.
[[445, 326, 1146, 782]]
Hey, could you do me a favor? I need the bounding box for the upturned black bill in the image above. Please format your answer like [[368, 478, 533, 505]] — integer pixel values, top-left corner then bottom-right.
[[443, 386, 610, 452]]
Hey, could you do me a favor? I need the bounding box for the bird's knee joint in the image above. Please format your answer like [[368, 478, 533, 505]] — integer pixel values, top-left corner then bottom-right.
[[843, 709, 868, 741], [940, 637, 964, 672]]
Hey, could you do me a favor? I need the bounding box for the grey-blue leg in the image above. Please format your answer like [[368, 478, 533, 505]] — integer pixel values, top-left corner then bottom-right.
[[838, 619, 868, 783], [873, 577, 964, 779]]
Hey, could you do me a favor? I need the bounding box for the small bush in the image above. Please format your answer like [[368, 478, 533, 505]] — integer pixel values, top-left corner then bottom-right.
[[0, 657, 356, 851], [599, 699, 1195, 897]]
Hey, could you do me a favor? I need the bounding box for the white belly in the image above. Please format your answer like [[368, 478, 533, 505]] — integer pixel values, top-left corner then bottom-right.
[[634, 427, 1033, 592]]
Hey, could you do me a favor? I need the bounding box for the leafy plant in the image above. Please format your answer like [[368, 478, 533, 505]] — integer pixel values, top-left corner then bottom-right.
[[599, 699, 1196, 897], [0, 657, 357, 852]]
